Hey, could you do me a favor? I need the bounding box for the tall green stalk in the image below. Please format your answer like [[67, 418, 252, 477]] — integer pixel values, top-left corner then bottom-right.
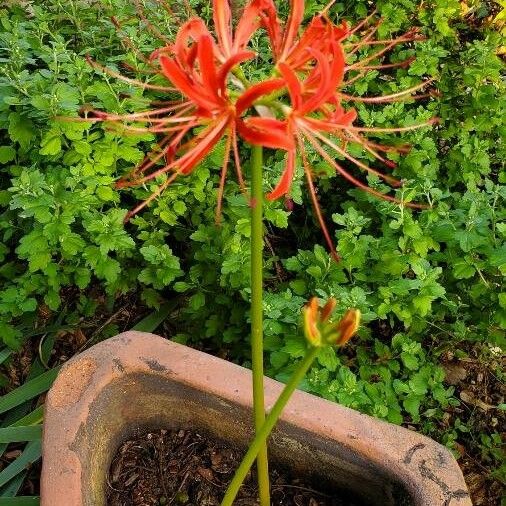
[[250, 144, 270, 506], [221, 346, 320, 506]]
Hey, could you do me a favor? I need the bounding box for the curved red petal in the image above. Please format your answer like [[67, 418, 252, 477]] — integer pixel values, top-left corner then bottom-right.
[[197, 34, 220, 99], [267, 149, 296, 200], [159, 56, 218, 111], [278, 62, 302, 109], [174, 18, 215, 66], [280, 0, 305, 60], [236, 118, 294, 150], [259, 0, 283, 57], [217, 51, 256, 93], [213, 0, 233, 57], [233, 0, 263, 52], [235, 78, 285, 115], [299, 49, 331, 114]]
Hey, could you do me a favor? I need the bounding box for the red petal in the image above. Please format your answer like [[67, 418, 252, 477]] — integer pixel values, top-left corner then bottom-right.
[[197, 35, 220, 100], [177, 114, 232, 174], [159, 56, 218, 111], [233, 0, 263, 51], [284, 16, 327, 68], [237, 118, 294, 150], [217, 51, 256, 93], [259, 0, 283, 57], [267, 149, 296, 200], [174, 18, 215, 66], [299, 49, 331, 113], [278, 63, 302, 109], [236, 78, 285, 114], [280, 0, 305, 60], [213, 0, 233, 57]]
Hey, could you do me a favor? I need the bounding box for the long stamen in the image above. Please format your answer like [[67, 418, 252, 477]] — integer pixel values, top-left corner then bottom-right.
[[215, 131, 233, 224], [365, 138, 411, 154], [340, 79, 435, 103], [153, 0, 174, 16], [308, 125, 401, 186], [320, 0, 337, 16], [232, 127, 247, 193], [134, 115, 230, 184], [346, 130, 399, 168], [348, 56, 415, 71], [342, 70, 368, 87], [347, 17, 383, 55], [128, 123, 195, 180], [106, 121, 199, 134], [353, 34, 426, 45], [125, 171, 180, 221], [110, 16, 159, 70], [132, 0, 172, 45], [301, 127, 427, 209], [127, 135, 177, 181], [90, 104, 193, 121], [346, 9, 378, 38], [297, 134, 340, 263], [345, 117, 439, 133], [86, 56, 177, 92]]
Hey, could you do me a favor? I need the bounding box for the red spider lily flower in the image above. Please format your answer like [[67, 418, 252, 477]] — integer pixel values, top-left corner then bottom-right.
[[236, 4, 437, 261], [303, 297, 360, 347], [82, 0, 267, 222]]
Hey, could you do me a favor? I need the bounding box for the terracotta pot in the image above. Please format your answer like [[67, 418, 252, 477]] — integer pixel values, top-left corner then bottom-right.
[[41, 332, 471, 505]]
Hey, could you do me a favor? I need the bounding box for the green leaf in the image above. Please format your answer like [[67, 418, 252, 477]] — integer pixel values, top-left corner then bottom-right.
[[61, 233, 86, 256], [281, 337, 306, 358], [412, 295, 434, 316], [0, 497, 40, 505], [0, 441, 41, 488], [403, 395, 421, 419], [0, 349, 12, 366], [453, 261, 475, 279], [0, 471, 28, 497], [132, 301, 178, 332], [0, 147, 16, 164], [317, 347, 339, 372], [9, 406, 44, 427], [0, 426, 42, 443], [189, 292, 205, 311], [173, 282, 190, 293], [39, 133, 61, 156], [0, 324, 22, 350], [270, 351, 289, 369], [96, 257, 121, 284], [8, 113, 35, 150], [0, 367, 60, 415], [401, 352, 419, 371]]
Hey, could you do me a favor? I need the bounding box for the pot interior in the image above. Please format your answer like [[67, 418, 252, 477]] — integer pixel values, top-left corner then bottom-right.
[[73, 372, 414, 506]]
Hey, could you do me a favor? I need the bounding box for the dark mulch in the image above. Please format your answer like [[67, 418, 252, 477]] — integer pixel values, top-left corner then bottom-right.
[[441, 347, 506, 506], [107, 429, 365, 506]]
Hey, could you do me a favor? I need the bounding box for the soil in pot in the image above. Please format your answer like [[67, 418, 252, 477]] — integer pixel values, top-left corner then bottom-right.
[[107, 428, 367, 506]]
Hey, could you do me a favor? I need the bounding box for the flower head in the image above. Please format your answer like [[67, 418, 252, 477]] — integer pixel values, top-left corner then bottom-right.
[[75, 0, 437, 256], [303, 297, 360, 347]]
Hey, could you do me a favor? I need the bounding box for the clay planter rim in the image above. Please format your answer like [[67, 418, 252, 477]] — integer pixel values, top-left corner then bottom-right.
[[41, 331, 471, 505]]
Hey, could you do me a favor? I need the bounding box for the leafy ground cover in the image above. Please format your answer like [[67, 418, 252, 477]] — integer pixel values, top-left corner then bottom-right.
[[0, 0, 504, 504]]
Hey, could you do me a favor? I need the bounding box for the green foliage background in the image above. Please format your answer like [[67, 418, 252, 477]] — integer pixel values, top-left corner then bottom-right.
[[0, 0, 504, 494]]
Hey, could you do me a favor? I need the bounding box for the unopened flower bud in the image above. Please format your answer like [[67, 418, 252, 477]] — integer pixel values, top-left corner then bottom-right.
[[302, 297, 360, 348]]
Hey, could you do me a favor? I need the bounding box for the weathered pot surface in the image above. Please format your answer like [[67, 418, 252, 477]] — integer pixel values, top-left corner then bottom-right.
[[41, 331, 471, 505]]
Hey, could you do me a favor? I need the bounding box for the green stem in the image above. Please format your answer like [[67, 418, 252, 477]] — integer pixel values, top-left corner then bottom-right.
[[250, 144, 270, 506], [221, 346, 320, 506]]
